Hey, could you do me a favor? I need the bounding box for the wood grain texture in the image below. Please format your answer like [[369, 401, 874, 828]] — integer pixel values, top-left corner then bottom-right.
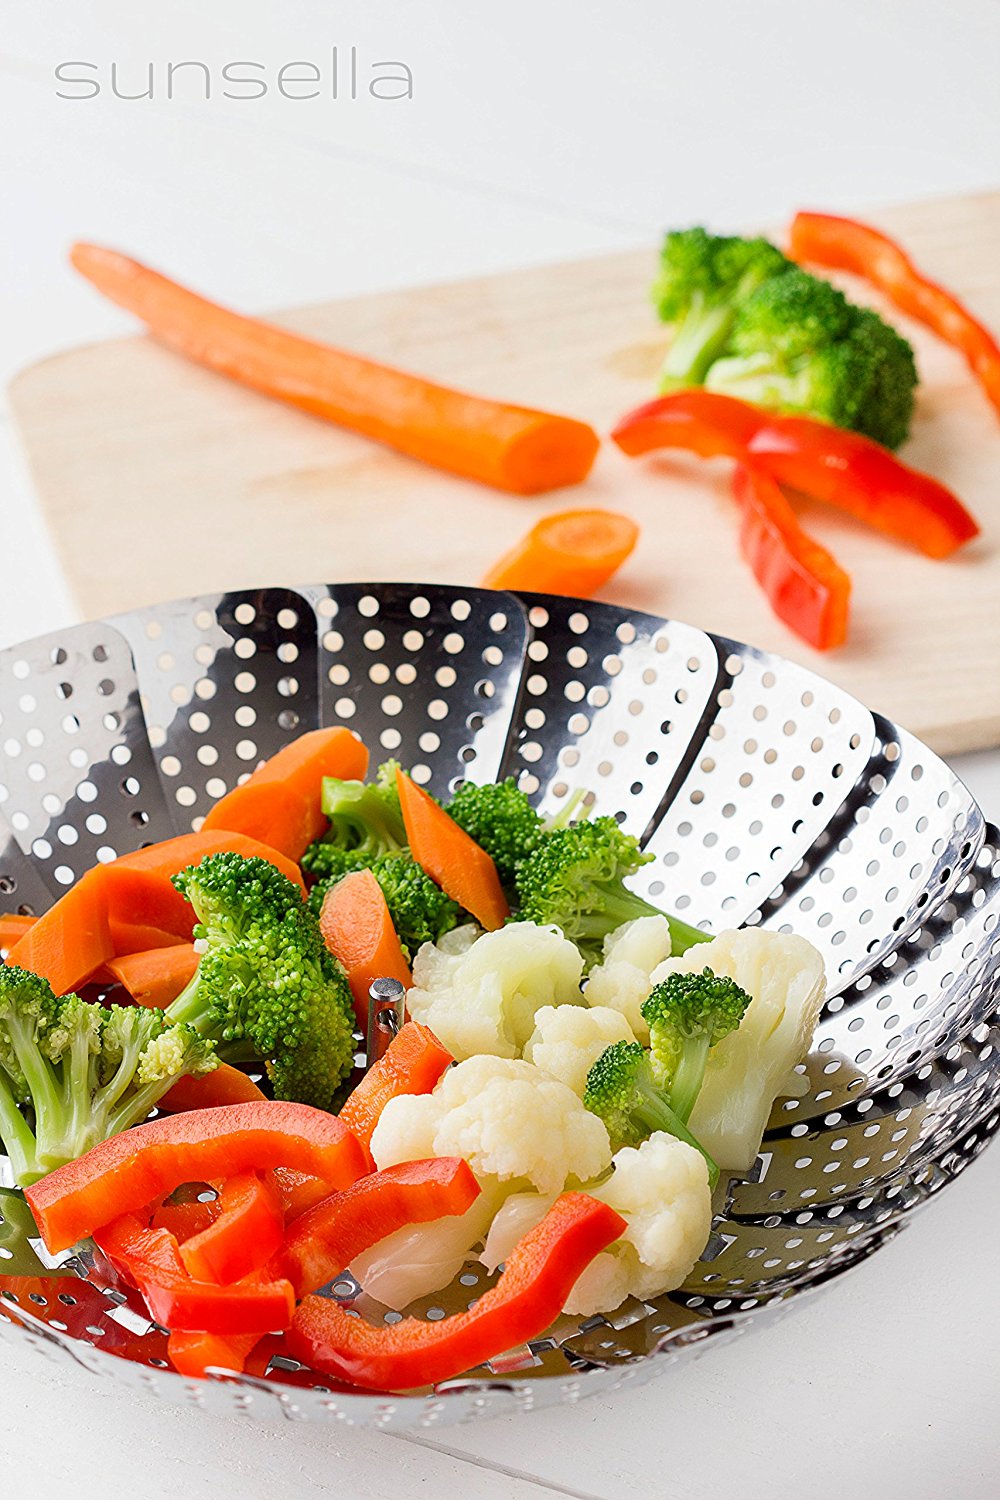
[[8, 191, 1000, 755]]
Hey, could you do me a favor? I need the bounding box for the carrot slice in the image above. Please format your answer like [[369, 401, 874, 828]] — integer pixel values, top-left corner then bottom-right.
[[482, 508, 639, 597], [102, 864, 195, 943], [317, 869, 412, 1033], [337, 1021, 453, 1160], [71, 244, 601, 496], [7, 867, 112, 997], [0, 914, 36, 954], [106, 945, 200, 1009], [396, 770, 509, 931], [114, 830, 306, 896], [158, 1062, 267, 1113], [201, 727, 369, 861]]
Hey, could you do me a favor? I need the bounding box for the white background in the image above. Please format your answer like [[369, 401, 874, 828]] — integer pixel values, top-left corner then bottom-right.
[[1, 4, 999, 1496]]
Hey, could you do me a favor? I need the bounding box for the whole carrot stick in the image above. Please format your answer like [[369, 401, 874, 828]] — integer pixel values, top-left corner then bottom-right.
[[70, 243, 600, 496], [482, 507, 639, 597]]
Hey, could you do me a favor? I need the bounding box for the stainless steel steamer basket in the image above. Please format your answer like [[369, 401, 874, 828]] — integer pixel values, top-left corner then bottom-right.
[[0, 583, 996, 1428]]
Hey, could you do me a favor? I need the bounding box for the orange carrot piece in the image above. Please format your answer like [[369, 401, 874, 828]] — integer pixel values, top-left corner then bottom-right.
[[482, 508, 639, 597], [338, 1021, 453, 1160], [317, 869, 412, 1032], [102, 863, 195, 942], [158, 1063, 267, 1114], [71, 244, 600, 497], [396, 770, 509, 931], [201, 727, 369, 861], [0, 914, 36, 954], [106, 945, 200, 1009], [7, 868, 112, 996], [114, 830, 306, 897]]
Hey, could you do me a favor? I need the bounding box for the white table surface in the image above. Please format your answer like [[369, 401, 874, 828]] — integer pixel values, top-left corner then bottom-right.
[[2, 4, 999, 1495]]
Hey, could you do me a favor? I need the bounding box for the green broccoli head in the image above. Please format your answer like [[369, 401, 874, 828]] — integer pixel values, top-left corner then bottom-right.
[[302, 759, 407, 877], [515, 816, 707, 968], [0, 967, 217, 1187], [169, 851, 355, 1109], [583, 1039, 719, 1185], [447, 777, 543, 890], [703, 268, 918, 449], [641, 968, 751, 1122], [653, 228, 792, 387], [368, 851, 460, 955]]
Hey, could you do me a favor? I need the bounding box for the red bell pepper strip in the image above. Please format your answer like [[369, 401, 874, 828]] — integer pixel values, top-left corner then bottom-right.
[[286, 1191, 626, 1391], [612, 391, 980, 559], [167, 1328, 262, 1378], [150, 1195, 219, 1241], [93, 1211, 295, 1334], [337, 1021, 453, 1163], [25, 1101, 368, 1253], [274, 1157, 481, 1299], [179, 1170, 284, 1285], [273, 1167, 331, 1221], [789, 211, 1000, 417], [733, 463, 851, 651]]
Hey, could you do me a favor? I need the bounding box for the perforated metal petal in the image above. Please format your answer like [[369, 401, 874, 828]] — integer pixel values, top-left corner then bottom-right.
[[301, 583, 529, 797], [0, 583, 996, 1431], [112, 589, 319, 831]]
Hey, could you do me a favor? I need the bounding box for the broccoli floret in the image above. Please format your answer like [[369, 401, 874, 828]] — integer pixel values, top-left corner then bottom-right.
[[447, 778, 544, 890], [0, 966, 217, 1186], [301, 842, 371, 884], [704, 269, 917, 448], [302, 759, 406, 877], [641, 969, 751, 1123], [653, 228, 792, 389], [168, 852, 355, 1109], [583, 1040, 718, 1186], [515, 816, 710, 969], [369, 851, 460, 954]]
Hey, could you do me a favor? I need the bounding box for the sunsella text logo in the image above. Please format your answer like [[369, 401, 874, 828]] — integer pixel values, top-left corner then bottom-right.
[[54, 48, 414, 102]]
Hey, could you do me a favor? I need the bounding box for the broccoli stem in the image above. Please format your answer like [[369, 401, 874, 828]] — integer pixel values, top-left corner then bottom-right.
[[573, 886, 711, 958], [704, 352, 809, 409], [0, 1075, 41, 1186], [634, 1074, 719, 1188], [659, 296, 737, 388], [668, 1034, 712, 1125]]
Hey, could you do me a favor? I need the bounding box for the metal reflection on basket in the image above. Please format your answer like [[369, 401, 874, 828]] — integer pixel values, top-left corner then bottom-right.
[[0, 583, 996, 1428]]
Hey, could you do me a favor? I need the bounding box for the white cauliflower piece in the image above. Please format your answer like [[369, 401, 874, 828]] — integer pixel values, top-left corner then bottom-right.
[[361, 1055, 612, 1310], [584, 916, 673, 1042], [406, 921, 584, 1061], [652, 927, 826, 1170], [524, 1004, 636, 1096], [370, 1054, 612, 1195], [483, 1133, 711, 1316]]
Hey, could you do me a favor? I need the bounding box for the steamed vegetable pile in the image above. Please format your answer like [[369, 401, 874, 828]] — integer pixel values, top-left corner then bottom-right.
[[1, 728, 827, 1391]]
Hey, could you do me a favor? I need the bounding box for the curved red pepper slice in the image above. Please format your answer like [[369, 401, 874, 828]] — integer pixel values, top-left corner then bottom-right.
[[94, 1212, 294, 1335], [612, 391, 979, 559], [286, 1191, 625, 1392], [274, 1156, 481, 1299], [26, 1102, 368, 1253], [179, 1170, 284, 1285], [734, 464, 850, 650], [789, 211, 1000, 417]]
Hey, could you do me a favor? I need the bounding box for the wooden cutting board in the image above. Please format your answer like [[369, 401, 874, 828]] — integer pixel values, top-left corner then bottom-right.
[[9, 191, 1000, 755]]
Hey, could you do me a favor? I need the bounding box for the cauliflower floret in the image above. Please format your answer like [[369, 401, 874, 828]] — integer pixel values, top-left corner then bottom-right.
[[483, 1133, 711, 1316], [362, 1055, 612, 1310], [524, 1004, 636, 1096], [584, 916, 673, 1042], [406, 921, 584, 1061], [652, 927, 826, 1170], [370, 1054, 612, 1195]]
